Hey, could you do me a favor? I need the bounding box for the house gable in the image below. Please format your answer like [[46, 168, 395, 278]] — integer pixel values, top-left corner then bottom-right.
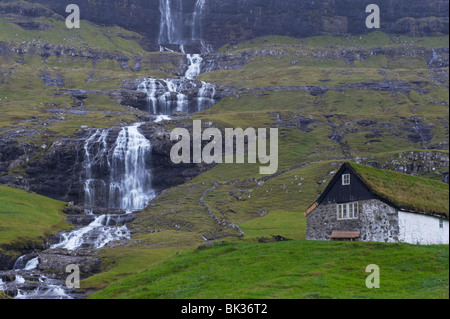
[[305, 163, 399, 216], [320, 166, 373, 205]]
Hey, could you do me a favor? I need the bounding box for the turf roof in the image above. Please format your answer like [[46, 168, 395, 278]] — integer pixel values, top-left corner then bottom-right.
[[306, 162, 449, 218], [349, 162, 449, 217]]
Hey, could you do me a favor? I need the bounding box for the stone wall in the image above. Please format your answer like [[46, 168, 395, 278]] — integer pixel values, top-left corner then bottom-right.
[[306, 199, 399, 243]]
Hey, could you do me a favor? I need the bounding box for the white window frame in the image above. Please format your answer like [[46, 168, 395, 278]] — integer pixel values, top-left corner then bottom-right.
[[337, 202, 359, 220], [342, 174, 351, 186], [439, 219, 444, 229]]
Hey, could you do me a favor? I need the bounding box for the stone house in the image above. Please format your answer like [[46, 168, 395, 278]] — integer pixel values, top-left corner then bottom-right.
[[305, 162, 449, 245]]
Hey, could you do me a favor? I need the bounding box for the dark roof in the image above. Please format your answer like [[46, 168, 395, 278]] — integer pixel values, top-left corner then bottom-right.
[[305, 162, 449, 219]]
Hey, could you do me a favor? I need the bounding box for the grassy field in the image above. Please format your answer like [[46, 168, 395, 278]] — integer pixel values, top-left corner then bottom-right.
[[0, 185, 70, 247], [89, 240, 449, 299]]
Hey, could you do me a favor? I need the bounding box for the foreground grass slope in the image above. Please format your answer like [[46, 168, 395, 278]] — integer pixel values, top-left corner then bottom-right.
[[0, 185, 69, 247], [90, 240, 449, 299]]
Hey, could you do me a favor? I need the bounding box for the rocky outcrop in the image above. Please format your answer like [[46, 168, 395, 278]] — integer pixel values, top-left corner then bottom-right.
[[37, 249, 101, 276], [0, 132, 86, 204], [357, 151, 449, 180], [0, 1, 61, 19], [0, 140, 25, 174], [140, 121, 215, 192], [0, 238, 50, 271], [23, 137, 86, 203], [443, 172, 449, 183]]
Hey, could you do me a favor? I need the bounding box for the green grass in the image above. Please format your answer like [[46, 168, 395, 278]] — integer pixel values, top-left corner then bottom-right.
[[240, 210, 306, 240], [203, 31, 449, 90], [219, 32, 449, 53], [81, 246, 177, 293], [89, 240, 449, 299], [0, 15, 145, 54], [0, 185, 70, 246], [0, 290, 12, 299]]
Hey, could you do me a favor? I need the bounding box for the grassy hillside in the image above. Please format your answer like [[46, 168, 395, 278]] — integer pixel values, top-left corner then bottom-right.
[[0, 185, 69, 246], [0, 2, 145, 53], [89, 240, 449, 299]]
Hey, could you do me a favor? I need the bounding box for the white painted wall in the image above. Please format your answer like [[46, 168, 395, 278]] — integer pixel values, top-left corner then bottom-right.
[[398, 211, 449, 245]]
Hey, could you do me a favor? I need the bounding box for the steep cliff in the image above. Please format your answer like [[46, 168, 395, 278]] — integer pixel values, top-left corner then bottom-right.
[[3, 0, 448, 49]]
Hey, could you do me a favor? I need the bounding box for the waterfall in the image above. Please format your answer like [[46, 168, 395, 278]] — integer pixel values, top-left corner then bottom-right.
[[159, 0, 207, 46], [109, 124, 155, 212], [137, 76, 216, 115], [142, 0, 217, 116], [83, 123, 155, 212], [24, 257, 39, 270], [13, 256, 26, 270], [197, 81, 216, 111], [159, 0, 184, 45], [138, 79, 191, 114], [84, 128, 111, 210], [51, 214, 130, 250], [191, 0, 206, 42], [185, 54, 203, 80], [50, 123, 157, 251], [137, 51, 216, 115]]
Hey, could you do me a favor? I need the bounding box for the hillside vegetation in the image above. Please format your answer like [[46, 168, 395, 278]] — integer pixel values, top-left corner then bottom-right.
[[0, 1, 448, 299], [0, 185, 68, 246]]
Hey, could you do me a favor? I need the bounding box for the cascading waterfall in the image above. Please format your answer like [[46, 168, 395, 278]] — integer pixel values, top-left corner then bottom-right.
[[1, 0, 215, 300], [137, 51, 216, 115], [0, 124, 156, 299], [51, 214, 131, 251], [185, 54, 203, 80], [197, 81, 216, 111], [191, 0, 206, 42], [83, 123, 155, 213], [109, 124, 155, 212], [191, 0, 212, 53], [138, 78, 190, 115], [159, 0, 207, 47], [159, 0, 184, 45], [139, 0, 216, 116], [83, 128, 111, 212]]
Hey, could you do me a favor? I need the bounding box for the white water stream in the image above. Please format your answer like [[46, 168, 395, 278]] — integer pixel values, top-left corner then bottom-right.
[[1, 0, 213, 300]]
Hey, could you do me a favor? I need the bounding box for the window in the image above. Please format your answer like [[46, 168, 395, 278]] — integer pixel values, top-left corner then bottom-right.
[[440, 219, 444, 229], [342, 174, 351, 186], [337, 202, 359, 220]]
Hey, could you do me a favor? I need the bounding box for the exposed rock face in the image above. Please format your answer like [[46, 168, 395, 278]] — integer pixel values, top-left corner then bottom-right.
[[140, 121, 215, 192], [24, 137, 86, 203], [0, 238, 50, 271], [443, 172, 449, 183], [37, 249, 101, 276], [358, 151, 449, 180], [0, 140, 25, 174], [5, 0, 449, 49]]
